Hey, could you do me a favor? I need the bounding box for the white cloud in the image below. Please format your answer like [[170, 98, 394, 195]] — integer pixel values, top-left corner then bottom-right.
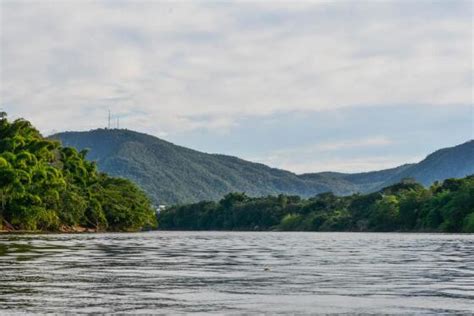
[[248, 136, 400, 172], [250, 135, 393, 157], [274, 156, 421, 174], [0, 1, 472, 173], [316, 136, 393, 151], [1, 0, 471, 136]]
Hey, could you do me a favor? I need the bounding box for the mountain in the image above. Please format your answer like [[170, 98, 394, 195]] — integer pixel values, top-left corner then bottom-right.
[[299, 164, 413, 193], [52, 129, 473, 205], [51, 129, 352, 205], [374, 140, 474, 190]]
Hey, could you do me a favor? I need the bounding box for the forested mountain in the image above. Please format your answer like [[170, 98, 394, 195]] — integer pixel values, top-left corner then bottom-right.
[[53, 129, 474, 205], [0, 114, 156, 232], [53, 129, 346, 205], [375, 140, 474, 189], [299, 164, 413, 193]]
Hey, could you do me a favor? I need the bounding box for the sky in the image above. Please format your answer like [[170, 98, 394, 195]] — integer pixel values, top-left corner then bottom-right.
[[1, 0, 473, 173]]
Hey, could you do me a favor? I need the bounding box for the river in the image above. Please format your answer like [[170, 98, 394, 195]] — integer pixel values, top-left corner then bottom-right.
[[0, 232, 473, 314]]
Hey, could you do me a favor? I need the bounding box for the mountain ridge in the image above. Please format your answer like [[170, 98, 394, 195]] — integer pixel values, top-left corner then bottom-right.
[[373, 139, 474, 190], [52, 129, 474, 205]]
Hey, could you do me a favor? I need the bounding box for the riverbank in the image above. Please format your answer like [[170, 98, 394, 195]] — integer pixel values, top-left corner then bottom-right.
[[0, 225, 98, 234]]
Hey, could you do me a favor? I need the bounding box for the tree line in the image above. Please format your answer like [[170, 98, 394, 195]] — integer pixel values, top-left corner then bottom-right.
[[0, 113, 156, 232], [158, 176, 474, 233]]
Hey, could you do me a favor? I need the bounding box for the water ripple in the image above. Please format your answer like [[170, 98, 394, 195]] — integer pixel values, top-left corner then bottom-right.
[[0, 232, 473, 314]]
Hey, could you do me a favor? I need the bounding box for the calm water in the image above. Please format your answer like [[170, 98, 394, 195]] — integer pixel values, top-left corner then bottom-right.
[[0, 232, 473, 315]]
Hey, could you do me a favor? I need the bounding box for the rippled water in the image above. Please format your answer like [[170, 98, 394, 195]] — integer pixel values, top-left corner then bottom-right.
[[0, 232, 473, 315]]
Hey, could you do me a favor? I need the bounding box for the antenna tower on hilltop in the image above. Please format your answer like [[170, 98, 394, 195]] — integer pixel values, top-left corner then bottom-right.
[[108, 109, 111, 129]]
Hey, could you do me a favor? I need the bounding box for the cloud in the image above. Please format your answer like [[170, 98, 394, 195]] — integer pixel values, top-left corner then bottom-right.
[[263, 156, 424, 175], [315, 136, 393, 152], [249, 136, 401, 173], [247, 136, 394, 162], [1, 1, 472, 172], [1, 0, 472, 135], [170, 104, 472, 172]]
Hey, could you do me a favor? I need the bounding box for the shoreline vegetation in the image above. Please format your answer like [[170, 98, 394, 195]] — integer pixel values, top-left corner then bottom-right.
[[158, 176, 474, 233], [0, 113, 157, 233], [0, 219, 98, 233], [0, 227, 96, 234]]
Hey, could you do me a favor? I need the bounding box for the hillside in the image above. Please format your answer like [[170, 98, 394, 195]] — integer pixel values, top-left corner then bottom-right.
[[52, 129, 473, 205], [53, 129, 348, 205], [300, 164, 413, 193], [375, 140, 474, 190]]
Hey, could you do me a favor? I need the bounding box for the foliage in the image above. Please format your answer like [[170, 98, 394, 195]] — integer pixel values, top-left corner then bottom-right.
[[0, 114, 156, 232], [158, 175, 474, 233]]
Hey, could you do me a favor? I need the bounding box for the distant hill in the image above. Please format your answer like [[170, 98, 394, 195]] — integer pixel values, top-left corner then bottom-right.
[[374, 140, 474, 190], [52, 129, 473, 205], [299, 164, 413, 193]]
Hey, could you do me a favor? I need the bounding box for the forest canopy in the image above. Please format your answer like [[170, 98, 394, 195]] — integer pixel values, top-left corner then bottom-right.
[[158, 176, 474, 233], [0, 112, 156, 232]]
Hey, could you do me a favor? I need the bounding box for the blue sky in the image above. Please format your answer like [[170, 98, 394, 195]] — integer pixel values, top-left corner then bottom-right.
[[1, 0, 472, 173]]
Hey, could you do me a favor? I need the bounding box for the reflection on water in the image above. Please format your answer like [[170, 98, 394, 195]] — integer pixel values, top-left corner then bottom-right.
[[0, 232, 473, 314]]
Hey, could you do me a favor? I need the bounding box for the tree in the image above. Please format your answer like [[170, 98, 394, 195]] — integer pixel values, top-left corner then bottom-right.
[[157, 174, 474, 233], [369, 195, 400, 231], [0, 113, 157, 232]]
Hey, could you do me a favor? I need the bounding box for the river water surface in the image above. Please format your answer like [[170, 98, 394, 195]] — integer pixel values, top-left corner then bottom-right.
[[0, 232, 473, 315]]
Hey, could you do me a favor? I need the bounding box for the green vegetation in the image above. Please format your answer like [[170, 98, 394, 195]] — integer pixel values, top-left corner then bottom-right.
[[54, 130, 473, 205], [0, 113, 156, 232], [158, 176, 474, 233]]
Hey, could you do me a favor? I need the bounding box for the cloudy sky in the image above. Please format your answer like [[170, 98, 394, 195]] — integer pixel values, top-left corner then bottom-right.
[[1, 0, 472, 173]]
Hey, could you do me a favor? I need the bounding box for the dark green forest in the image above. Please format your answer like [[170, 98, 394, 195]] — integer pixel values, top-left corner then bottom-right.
[[158, 176, 474, 233], [0, 113, 156, 232]]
